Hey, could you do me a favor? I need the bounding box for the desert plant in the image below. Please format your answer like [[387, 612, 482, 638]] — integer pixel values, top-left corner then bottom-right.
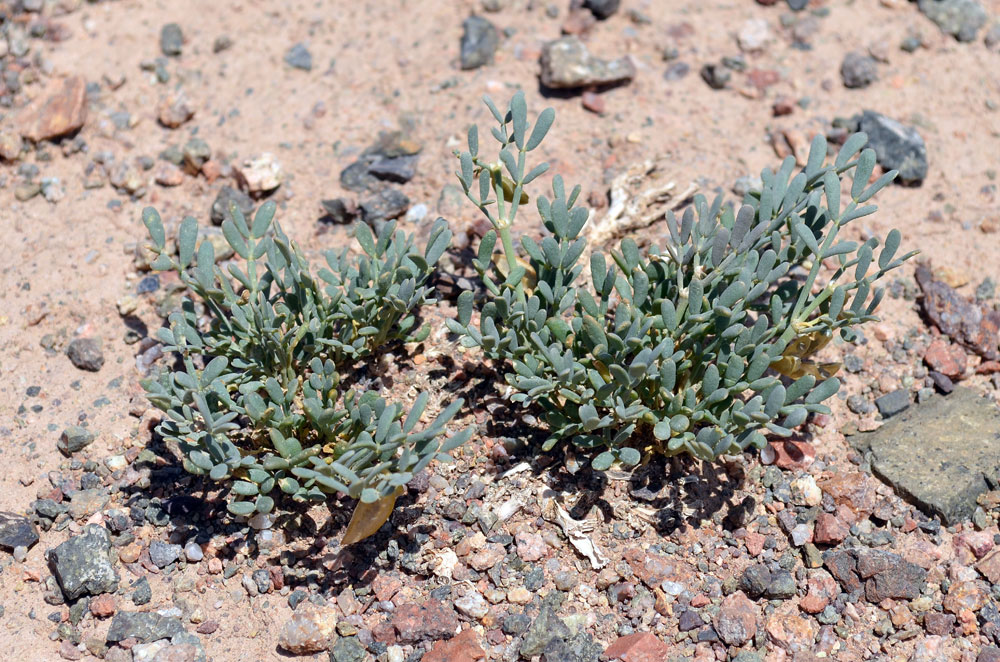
[[140, 203, 472, 541], [448, 92, 915, 469]]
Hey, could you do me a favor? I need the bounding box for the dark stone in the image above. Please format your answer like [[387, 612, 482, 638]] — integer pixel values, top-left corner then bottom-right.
[[874, 389, 910, 418], [360, 189, 410, 224], [916, 265, 1000, 359], [520, 605, 572, 658], [541, 631, 602, 662], [929, 371, 955, 393], [66, 338, 104, 371], [738, 564, 771, 598], [131, 577, 152, 605], [840, 52, 878, 89], [502, 612, 531, 635], [858, 110, 928, 185], [48, 525, 119, 600], [368, 155, 419, 183], [329, 636, 367, 662], [678, 609, 703, 632], [924, 611, 956, 635], [539, 36, 635, 89], [160, 23, 183, 57], [284, 43, 313, 71], [148, 540, 183, 569], [319, 198, 357, 225], [856, 387, 1000, 524], [918, 0, 987, 42], [700, 63, 731, 89], [340, 160, 381, 193], [210, 186, 255, 226], [34, 499, 67, 520], [105, 611, 184, 643], [823, 549, 862, 593], [979, 646, 1000, 662], [765, 570, 798, 599], [460, 16, 499, 70], [0, 512, 39, 551], [58, 426, 95, 456], [787, 0, 808, 9], [583, 0, 620, 19], [663, 62, 690, 81], [136, 275, 160, 294], [252, 569, 271, 594], [857, 550, 927, 601]]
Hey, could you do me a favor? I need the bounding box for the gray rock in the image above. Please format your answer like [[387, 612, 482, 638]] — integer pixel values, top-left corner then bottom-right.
[[854, 387, 1000, 524], [542, 630, 602, 662], [918, 0, 987, 42], [360, 189, 410, 224], [182, 138, 211, 172], [875, 389, 910, 418], [48, 525, 119, 600], [66, 338, 104, 371], [319, 199, 357, 225], [855, 549, 927, 601], [985, 23, 1000, 48], [58, 426, 95, 456], [368, 155, 419, 183], [148, 540, 183, 568], [765, 570, 797, 599], [858, 110, 928, 185], [210, 186, 255, 225], [841, 52, 877, 89], [131, 577, 152, 605], [284, 43, 313, 71], [0, 512, 38, 551], [460, 16, 499, 70], [678, 609, 703, 632], [106, 611, 184, 643], [539, 36, 635, 89], [583, 0, 620, 19], [520, 605, 571, 658], [663, 61, 690, 81], [738, 564, 771, 598], [160, 23, 183, 57], [330, 636, 367, 662], [700, 63, 731, 90]]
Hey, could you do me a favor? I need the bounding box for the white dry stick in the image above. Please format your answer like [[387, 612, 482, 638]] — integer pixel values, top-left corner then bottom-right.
[[539, 488, 608, 569]]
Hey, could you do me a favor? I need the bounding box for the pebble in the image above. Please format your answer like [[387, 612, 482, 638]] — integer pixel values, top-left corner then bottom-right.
[[160, 23, 183, 57], [858, 110, 928, 185], [460, 16, 499, 70], [841, 52, 878, 89], [66, 338, 105, 372], [700, 63, 730, 89], [210, 186, 255, 225], [539, 36, 635, 89], [234, 153, 283, 195], [454, 590, 490, 619], [714, 592, 757, 646], [157, 92, 195, 128], [58, 426, 95, 456], [583, 0, 620, 19], [918, 0, 987, 42], [148, 541, 183, 569], [278, 604, 338, 653], [738, 18, 771, 53], [284, 43, 313, 71], [49, 525, 120, 600], [17, 76, 88, 142], [0, 512, 39, 551]]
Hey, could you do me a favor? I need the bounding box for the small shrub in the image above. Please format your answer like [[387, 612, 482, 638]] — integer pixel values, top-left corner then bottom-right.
[[448, 92, 914, 469], [140, 204, 471, 539]]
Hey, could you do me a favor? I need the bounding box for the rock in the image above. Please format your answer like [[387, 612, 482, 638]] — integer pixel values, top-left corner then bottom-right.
[[18, 76, 88, 142], [106, 611, 184, 643], [856, 387, 1000, 524], [875, 388, 910, 418], [360, 189, 410, 224], [986, 23, 1000, 48], [923, 611, 956, 635], [0, 512, 39, 551], [542, 632, 602, 662], [157, 93, 195, 129], [423, 629, 486, 662], [700, 63, 731, 89], [765, 603, 817, 652], [739, 564, 771, 598], [278, 603, 338, 653], [539, 36, 635, 89], [813, 513, 849, 545], [160, 23, 183, 56], [583, 0, 620, 19], [0, 130, 24, 160], [368, 155, 419, 183], [454, 591, 489, 620], [182, 138, 211, 173], [68, 489, 110, 520], [131, 577, 152, 605], [149, 541, 183, 568], [942, 580, 988, 614], [924, 339, 967, 379], [90, 594, 116, 618], [234, 154, 283, 196], [66, 338, 104, 371], [817, 472, 877, 516], [766, 570, 798, 599], [976, 549, 1000, 583], [979, 647, 1000, 662], [58, 426, 96, 456], [48, 525, 119, 600], [516, 531, 548, 562], [210, 186, 255, 225], [916, 265, 1000, 359], [154, 164, 185, 187], [857, 110, 928, 185], [714, 592, 758, 646], [319, 198, 357, 225], [330, 636, 367, 662], [840, 52, 878, 89], [764, 439, 815, 470], [284, 43, 313, 71], [391, 600, 459, 643], [603, 632, 670, 662], [460, 16, 498, 70], [790, 475, 822, 506], [918, 0, 987, 42], [520, 606, 571, 657], [800, 571, 839, 614], [826, 548, 927, 602], [738, 18, 771, 53]]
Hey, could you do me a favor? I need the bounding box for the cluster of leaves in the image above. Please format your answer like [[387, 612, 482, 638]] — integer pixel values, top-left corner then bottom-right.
[[140, 202, 472, 529], [448, 92, 914, 469]]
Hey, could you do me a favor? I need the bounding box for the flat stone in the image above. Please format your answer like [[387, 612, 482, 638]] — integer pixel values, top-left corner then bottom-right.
[[330, 636, 367, 662], [106, 611, 185, 643], [460, 16, 498, 70], [918, 0, 987, 41], [391, 600, 459, 644], [539, 36, 635, 89], [18, 76, 88, 142], [858, 110, 928, 185], [360, 189, 410, 224], [603, 632, 670, 662], [875, 388, 910, 418], [854, 387, 1000, 524], [66, 338, 104, 371], [48, 525, 119, 600], [0, 512, 39, 551], [58, 426, 95, 456], [368, 155, 419, 183]]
